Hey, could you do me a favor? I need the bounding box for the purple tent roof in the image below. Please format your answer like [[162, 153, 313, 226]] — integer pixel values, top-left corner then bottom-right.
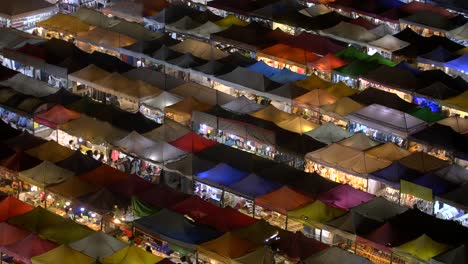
[[369, 162, 423, 188], [412, 173, 457, 196], [317, 185, 374, 210]]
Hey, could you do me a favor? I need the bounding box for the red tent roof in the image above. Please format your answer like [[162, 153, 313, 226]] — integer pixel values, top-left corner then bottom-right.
[[137, 184, 189, 209], [108, 174, 153, 198], [34, 105, 80, 129], [274, 231, 328, 260], [0, 196, 34, 222], [255, 186, 313, 215], [170, 132, 218, 153], [170, 195, 222, 222], [78, 164, 130, 187], [281, 32, 345, 56], [0, 222, 30, 246], [0, 151, 41, 172], [13, 44, 46, 60], [205, 207, 257, 232], [309, 53, 348, 73], [350, 17, 377, 30], [2, 233, 58, 263]]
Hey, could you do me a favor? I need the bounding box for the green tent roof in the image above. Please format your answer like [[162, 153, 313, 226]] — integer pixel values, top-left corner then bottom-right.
[[408, 107, 446, 123], [333, 60, 380, 78], [335, 47, 369, 61], [394, 234, 448, 261]]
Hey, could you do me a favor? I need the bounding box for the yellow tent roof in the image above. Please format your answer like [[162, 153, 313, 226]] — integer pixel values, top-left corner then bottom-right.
[[399, 152, 448, 173], [287, 200, 346, 227], [215, 15, 249, 28], [294, 74, 331, 91], [394, 234, 448, 261], [68, 64, 111, 86], [320, 97, 364, 117], [165, 96, 212, 125], [455, 47, 468, 55], [306, 144, 361, 165], [437, 116, 468, 134], [443, 90, 468, 111], [249, 105, 293, 123], [26, 141, 74, 163], [198, 233, 259, 263], [276, 116, 319, 134], [337, 152, 392, 174], [400, 180, 433, 201], [294, 89, 337, 107], [37, 13, 92, 35], [366, 142, 411, 161], [31, 245, 94, 264], [47, 177, 100, 199], [102, 245, 163, 264], [76, 27, 137, 48], [323, 82, 357, 98]]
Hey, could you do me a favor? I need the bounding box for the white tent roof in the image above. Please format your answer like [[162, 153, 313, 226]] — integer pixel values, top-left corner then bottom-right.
[[221, 96, 265, 114], [304, 247, 372, 264], [113, 131, 158, 155], [166, 16, 200, 32], [368, 35, 410, 53], [347, 104, 427, 138], [170, 82, 235, 105], [368, 24, 398, 37], [19, 161, 73, 188], [299, 4, 331, 17], [320, 22, 378, 44], [447, 22, 468, 43], [143, 119, 190, 142], [305, 122, 353, 144], [186, 21, 225, 39], [434, 164, 468, 185], [337, 133, 380, 151], [139, 141, 187, 163], [351, 197, 408, 222], [141, 91, 183, 110], [170, 39, 228, 60], [0, 74, 58, 97], [69, 232, 127, 259], [123, 68, 186, 90]]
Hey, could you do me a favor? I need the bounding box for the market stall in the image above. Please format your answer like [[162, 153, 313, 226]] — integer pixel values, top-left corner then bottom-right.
[[197, 232, 258, 264], [140, 92, 183, 123], [320, 97, 364, 127], [165, 96, 212, 125]]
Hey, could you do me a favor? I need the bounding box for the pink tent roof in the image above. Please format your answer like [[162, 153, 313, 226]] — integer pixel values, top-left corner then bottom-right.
[[317, 185, 374, 210], [34, 105, 80, 129], [0, 222, 30, 246], [0, 196, 35, 222], [169, 132, 218, 153], [2, 233, 58, 264]]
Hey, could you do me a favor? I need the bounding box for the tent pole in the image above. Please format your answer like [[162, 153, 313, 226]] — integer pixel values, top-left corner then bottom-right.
[[285, 215, 288, 230], [252, 201, 256, 218]]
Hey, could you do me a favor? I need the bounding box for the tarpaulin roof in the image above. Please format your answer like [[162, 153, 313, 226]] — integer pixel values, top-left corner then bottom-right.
[[318, 185, 374, 210], [288, 200, 346, 227], [0, 74, 58, 97], [255, 186, 313, 215], [0, 222, 30, 246], [348, 104, 427, 138], [55, 150, 101, 175], [77, 188, 130, 214], [34, 105, 80, 129], [31, 245, 94, 264], [196, 163, 249, 187], [270, 68, 307, 84], [187, 21, 225, 39], [221, 96, 265, 114], [19, 161, 73, 188], [8, 207, 94, 244], [273, 231, 328, 260], [169, 82, 234, 106], [0, 196, 34, 222], [134, 209, 221, 249], [137, 184, 189, 209], [2, 233, 58, 264], [198, 233, 259, 263], [368, 34, 409, 52], [58, 115, 127, 144], [399, 151, 449, 173], [258, 44, 320, 67], [102, 245, 163, 264], [320, 97, 364, 118], [304, 246, 371, 264], [365, 142, 411, 161], [78, 164, 130, 187], [170, 132, 218, 153], [394, 234, 449, 261], [369, 162, 423, 187], [69, 232, 127, 259], [142, 91, 183, 110], [246, 61, 280, 78], [320, 22, 378, 44], [350, 88, 415, 112], [276, 116, 318, 134], [170, 39, 228, 60], [409, 124, 468, 158], [108, 174, 153, 199], [305, 122, 353, 144], [216, 66, 281, 93], [351, 196, 408, 222], [227, 173, 280, 199], [165, 96, 212, 124]]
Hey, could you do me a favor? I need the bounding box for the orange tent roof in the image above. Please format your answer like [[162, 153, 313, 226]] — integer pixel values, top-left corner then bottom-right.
[[310, 54, 348, 73], [78, 164, 130, 187], [255, 186, 313, 215], [294, 74, 331, 91], [258, 44, 320, 66], [0, 196, 34, 222], [198, 232, 259, 263]]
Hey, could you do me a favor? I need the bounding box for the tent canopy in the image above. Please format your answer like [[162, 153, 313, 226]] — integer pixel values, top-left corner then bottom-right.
[[113, 131, 158, 155], [318, 185, 374, 210], [368, 34, 410, 52], [170, 132, 218, 153], [287, 200, 346, 227], [217, 66, 281, 93], [369, 162, 423, 187], [196, 163, 249, 187], [365, 142, 411, 161], [249, 105, 292, 123], [58, 115, 127, 144], [337, 133, 380, 151], [19, 161, 73, 188], [273, 231, 328, 260], [102, 245, 163, 264], [320, 97, 364, 118], [34, 105, 80, 129], [137, 184, 189, 209], [258, 43, 320, 67], [31, 245, 94, 264], [432, 244, 468, 264], [25, 140, 74, 163], [221, 96, 265, 114], [305, 122, 353, 144], [77, 188, 130, 214], [320, 22, 378, 44], [408, 106, 448, 123], [303, 247, 371, 264], [78, 164, 130, 187], [294, 89, 337, 107], [0, 74, 59, 97], [351, 197, 408, 222], [170, 39, 228, 60], [350, 88, 415, 112], [170, 82, 235, 106], [55, 150, 101, 175], [0, 196, 34, 222], [399, 151, 448, 173], [227, 173, 281, 199], [438, 116, 468, 134], [198, 233, 259, 263], [276, 116, 318, 134], [108, 174, 154, 199], [394, 234, 449, 261], [310, 54, 348, 73], [47, 176, 99, 200], [2, 233, 58, 264], [255, 186, 313, 215]]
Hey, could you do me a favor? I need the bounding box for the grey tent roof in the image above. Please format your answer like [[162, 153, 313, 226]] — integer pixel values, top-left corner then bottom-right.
[[152, 45, 183, 61], [167, 53, 206, 68], [437, 184, 468, 211], [304, 247, 372, 264], [400, 11, 464, 31], [0, 74, 58, 97], [142, 91, 183, 110], [165, 16, 200, 32], [216, 66, 281, 93], [69, 232, 127, 259], [351, 197, 408, 222], [269, 83, 309, 100], [123, 68, 186, 91], [434, 164, 468, 185], [299, 4, 332, 17], [305, 122, 353, 144], [347, 104, 427, 138], [320, 22, 378, 44], [0, 0, 56, 17], [431, 244, 467, 264], [221, 96, 265, 114], [360, 65, 422, 92], [325, 211, 382, 236], [193, 60, 234, 76], [368, 24, 398, 37]]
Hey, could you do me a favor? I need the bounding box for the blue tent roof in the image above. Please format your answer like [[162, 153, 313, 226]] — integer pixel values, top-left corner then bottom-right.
[[196, 163, 249, 187], [269, 68, 307, 84], [227, 173, 281, 198], [134, 209, 221, 248], [395, 61, 422, 75], [369, 162, 422, 188], [412, 174, 457, 196], [445, 54, 468, 72], [246, 61, 281, 78], [418, 46, 458, 66]]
